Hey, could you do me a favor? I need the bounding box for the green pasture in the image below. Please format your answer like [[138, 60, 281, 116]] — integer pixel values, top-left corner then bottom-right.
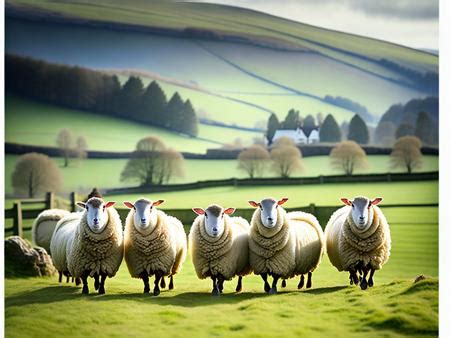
[[5, 96, 261, 152], [5, 206, 438, 337], [4, 154, 438, 195]]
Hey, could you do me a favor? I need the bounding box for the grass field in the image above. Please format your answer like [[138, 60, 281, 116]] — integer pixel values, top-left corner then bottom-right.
[[5, 95, 262, 152], [5, 206, 438, 337], [4, 154, 439, 195]]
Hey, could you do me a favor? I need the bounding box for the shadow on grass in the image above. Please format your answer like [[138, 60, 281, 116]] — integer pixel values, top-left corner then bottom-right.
[[6, 285, 80, 307], [302, 286, 348, 294]]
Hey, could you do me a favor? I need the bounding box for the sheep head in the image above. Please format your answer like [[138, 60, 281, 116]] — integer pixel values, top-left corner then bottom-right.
[[123, 198, 164, 231], [341, 196, 382, 230], [77, 197, 116, 233], [192, 204, 235, 238], [248, 197, 288, 228]]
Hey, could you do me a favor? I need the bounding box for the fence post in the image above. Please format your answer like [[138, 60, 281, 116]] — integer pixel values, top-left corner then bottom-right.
[[309, 203, 316, 216], [12, 202, 23, 237], [70, 192, 77, 212], [46, 192, 55, 209]]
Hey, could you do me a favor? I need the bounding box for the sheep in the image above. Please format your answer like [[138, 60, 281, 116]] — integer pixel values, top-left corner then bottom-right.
[[189, 204, 251, 296], [248, 197, 325, 294], [325, 196, 391, 290], [49, 212, 81, 285], [32, 209, 70, 254], [123, 198, 187, 296], [67, 197, 123, 295]]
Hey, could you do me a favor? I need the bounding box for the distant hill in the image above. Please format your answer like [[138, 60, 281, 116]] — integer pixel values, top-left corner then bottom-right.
[[5, 0, 438, 134], [379, 97, 438, 127]]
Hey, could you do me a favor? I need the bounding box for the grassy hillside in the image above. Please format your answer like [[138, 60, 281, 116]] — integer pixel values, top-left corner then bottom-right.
[[5, 95, 261, 152], [4, 154, 439, 195], [6, 0, 438, 127], [5, 205, 438, 337]]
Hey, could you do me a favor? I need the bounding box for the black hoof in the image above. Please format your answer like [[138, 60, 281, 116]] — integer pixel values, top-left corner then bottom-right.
[[160, 278, 166, 289], [212, 288, 220, 296], [268, 287, 277, 295], [82, 287, 89, 295], [281, 280, 287, 288], [360, 280, 368, 290], [368, 279, 374, 287], [153, 288, 160, 296], [98, 288, 105, 295], [144, 287, 150, 294], [75, 278, 81, 286], [94, 281, 99, 291], [264, 283, 271, 293]]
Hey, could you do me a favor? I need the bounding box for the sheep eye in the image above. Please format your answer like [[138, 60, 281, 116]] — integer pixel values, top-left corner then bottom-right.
[[86, 206, 89, 211]]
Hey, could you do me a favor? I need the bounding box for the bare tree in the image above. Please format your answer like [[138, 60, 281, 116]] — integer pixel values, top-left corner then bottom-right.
[[238, 145, 270, 178], [155, 149, 185, 184], [330, 140, 368, 175], [270, 143, 303, 178], [12, 153, 63, 198], [390, 136, 422, 173], [76, 136, 88, 160], [121, 137, 184, 185], [56, 129, 73, 167]]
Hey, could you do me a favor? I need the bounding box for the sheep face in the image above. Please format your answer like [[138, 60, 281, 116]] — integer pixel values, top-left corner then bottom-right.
[[249, 197, 288, 228], [124, 198, 164, 231], [341, 197, 383, 231], [77, 198, 116, 233], [193, 205, 235, 238]]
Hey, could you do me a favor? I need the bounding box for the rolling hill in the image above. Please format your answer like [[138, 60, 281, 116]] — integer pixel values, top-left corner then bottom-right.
[[5, 0, 438, 134]]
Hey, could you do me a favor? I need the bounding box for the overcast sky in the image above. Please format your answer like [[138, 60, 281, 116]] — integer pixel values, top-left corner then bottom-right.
[[189, 0, 438, 50]]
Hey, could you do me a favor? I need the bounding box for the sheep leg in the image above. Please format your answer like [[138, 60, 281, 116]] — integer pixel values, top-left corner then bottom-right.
[[66, 275, 70, 283], [360, 268, 369, 290], [160, 277, 166, 289], [217, 275, 225, 294], [81, 272, 89, 295], [58, 271, 62, 283], [269, 274, 280, 295], [298, 275, 305, 289], [236, 276, 243, 293], [153, 271, 163, 296], [169, 275, 174, 290], [98, 273, 107, 295], [140, 271, 150, 293], [75, 278, 81, 286], [349, 269, 359, 285], [281, 279, 287, 288], [260, 273, 270, 293], [368, 269, 375, 287], [94, 273, 100, 291], [211, 276, 220, 296], [306, 272, 313, 289], [71, 277, 74, 283]]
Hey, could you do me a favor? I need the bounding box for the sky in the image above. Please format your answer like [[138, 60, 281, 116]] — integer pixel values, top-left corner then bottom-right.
[[189, 0, 438, 50]]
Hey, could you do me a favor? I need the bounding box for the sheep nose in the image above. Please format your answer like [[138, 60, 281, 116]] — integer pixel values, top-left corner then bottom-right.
[[213, 228, 217, 232], [268, 217, 273, 222], [93, 218, 98, 223], [141, 218, 146, 223], [359, 216, 364, 221]]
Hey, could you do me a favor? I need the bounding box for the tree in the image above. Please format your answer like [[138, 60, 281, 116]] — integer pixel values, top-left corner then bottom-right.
[[302, 114, 317, 137], [117, 76, 144, 118], [270, 141, 303, 178], [12, 153, 62, 198], [347, 114, 369, 144], [395, 123, 415, 139], [415, 111, 433, 145], [121, 137, 184, 185], [330, 141, 368, 176], [140, 80, 167, 124], [154, 149, 185, 184], [281, 109, 299, 129], [237, 145, 270, 178], [374, 121, 396, 146], [76, 136, 88, 160], [266, 113, 280, 145], [56, 129, 73, 167], [390, 136, 422, 174], [319, 114, 341, 142], [166, 92, 185, 130], [181, 99, 199, 136]]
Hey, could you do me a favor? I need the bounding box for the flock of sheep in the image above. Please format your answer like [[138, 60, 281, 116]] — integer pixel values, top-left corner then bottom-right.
[[32, 195, 391, 296]]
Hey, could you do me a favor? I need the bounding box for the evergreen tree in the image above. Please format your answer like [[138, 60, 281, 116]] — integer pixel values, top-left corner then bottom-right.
[[281, 109, 299, 129], [319, 114, 341, 142], [181, 99, 199, 136], [141, 81, 167, 125], [266, 114, 280, 145], [414, 111, 433, 145], [396, 123, 415, 139], [166, 92, 185, 131], [302, 114, 316, 137], [347, 114, 369, 144], [117, 76, 144, 118]]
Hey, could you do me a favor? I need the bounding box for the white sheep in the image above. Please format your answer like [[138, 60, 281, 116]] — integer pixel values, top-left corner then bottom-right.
[[49, 212, 81, 284], [32, 209, 70, 254], [123, 198, 187, 296], [248, 197, 325, 294], [189, 204, 252, 296], [325, 196, 391, 290], [67, 197, 123, 295]]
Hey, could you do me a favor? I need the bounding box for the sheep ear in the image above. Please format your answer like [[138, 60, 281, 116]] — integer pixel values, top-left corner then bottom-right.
[[248, 201, 260, 208], [277, 198, 288, 205], [152, 200, 164, 207], [192, 208, 205, 215], [105, 201, 116, 208], [123, 202, 134, 209], [371, 197, 383, 206], [76, 202, 86, 209], [224, 208, 235, 215], [341, 198, 352, 206]]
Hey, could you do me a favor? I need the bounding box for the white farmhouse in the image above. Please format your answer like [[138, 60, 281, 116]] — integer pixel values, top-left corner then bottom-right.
[[271, 127, 319, 145], [308, 129, 320, 144]]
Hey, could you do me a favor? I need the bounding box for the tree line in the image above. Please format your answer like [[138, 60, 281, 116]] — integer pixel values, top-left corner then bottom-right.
[[5, 54, 198, 136]]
